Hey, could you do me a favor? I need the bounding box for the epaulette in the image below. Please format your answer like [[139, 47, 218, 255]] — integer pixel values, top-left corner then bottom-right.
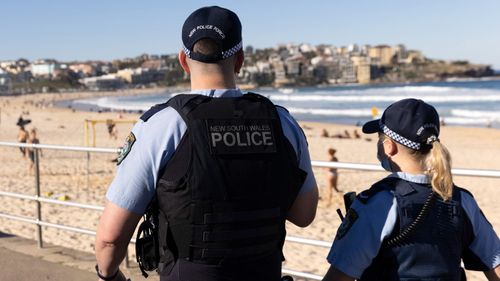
[[274, 104, 290, 113], [455, 186, 474, 198], [140, 102, 169, 122], [357, 177, 401, 204]]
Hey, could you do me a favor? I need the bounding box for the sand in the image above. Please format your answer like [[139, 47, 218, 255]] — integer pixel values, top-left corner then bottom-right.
[[0, 90, 499, 281]]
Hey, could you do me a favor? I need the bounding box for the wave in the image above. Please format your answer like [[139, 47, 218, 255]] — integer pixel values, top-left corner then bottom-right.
[[266, 84, 500, 97], [446, 77, 500, 82], [442, 117, 495, 126], [73, 97, 153, 111], [287, 107, 373, 117], [386, 86, 454, 93], [278, 88, 297, 94], [451, 109, 500, 120], [281, 107, 498, 127], [269, 94, 500, 103]]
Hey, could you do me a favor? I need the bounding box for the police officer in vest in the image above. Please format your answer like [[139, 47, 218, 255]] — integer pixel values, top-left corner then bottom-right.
[[95, 6, 319, 281], [322, 99, 500, 281]]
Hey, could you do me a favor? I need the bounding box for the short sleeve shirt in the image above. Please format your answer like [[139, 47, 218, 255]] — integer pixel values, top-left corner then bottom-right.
[[106, 89, 316, 214], [326, 172, 500, 279]]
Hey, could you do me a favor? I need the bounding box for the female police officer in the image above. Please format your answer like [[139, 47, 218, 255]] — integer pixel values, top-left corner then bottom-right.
[[323, 99, 500, 281]]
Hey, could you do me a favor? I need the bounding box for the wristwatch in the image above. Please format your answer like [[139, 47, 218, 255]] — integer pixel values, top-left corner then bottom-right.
[[95, 264, 119, 281]]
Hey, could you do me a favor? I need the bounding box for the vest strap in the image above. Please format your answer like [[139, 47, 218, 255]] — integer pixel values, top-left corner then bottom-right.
[[166, 94, 211, 124], [202, 225, 280, 242], [198, 240, 278, 259], [203, 208, 280, 224]]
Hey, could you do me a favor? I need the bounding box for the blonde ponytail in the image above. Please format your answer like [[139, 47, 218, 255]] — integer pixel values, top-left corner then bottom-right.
[[425, 141, 453, 201]]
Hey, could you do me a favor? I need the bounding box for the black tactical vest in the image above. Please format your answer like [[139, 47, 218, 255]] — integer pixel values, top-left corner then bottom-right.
[[150, 93, 306, 280], [359, 178, 473, 281]]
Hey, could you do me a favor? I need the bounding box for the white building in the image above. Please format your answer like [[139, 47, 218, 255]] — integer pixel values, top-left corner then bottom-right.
[[0, 61, 16, 69], [30, 60, 60, 78], [256, 61, 272, 73], [299, 43, 315, 53], [0, 68, 13, 94], [80, 74, 123, 91]]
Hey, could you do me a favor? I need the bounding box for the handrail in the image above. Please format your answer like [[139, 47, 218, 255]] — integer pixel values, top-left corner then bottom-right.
[[1, 142, 499, 280], [312, 160, 500, 178], [0, 141, 120, 153], [0, 191, 104, 211], [282, 269, 322, 280]]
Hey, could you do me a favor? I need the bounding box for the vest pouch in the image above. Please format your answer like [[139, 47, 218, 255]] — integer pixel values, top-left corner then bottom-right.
[[158, 176, 187, 192], [157, 212, 176, 275]]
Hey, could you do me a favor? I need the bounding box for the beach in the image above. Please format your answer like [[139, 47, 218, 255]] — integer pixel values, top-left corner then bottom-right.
[[0, 90, 499, 280]]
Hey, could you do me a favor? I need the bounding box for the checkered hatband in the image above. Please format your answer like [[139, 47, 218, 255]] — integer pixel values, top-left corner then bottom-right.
[[221, 41, 242, 59], [381, 124, 421, 150], [183, 41, 242, 60]]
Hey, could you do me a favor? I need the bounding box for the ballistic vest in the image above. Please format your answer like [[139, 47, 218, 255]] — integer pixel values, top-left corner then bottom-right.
[[146, 93, 306, 280], [359, 178, 472, 281]]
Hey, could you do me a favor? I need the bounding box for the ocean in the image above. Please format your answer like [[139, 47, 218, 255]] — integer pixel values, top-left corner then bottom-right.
[[71, 78, 500, 128]]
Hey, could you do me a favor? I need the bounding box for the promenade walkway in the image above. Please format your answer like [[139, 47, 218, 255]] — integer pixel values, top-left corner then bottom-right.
[[0, 247, 94, 281], [0, 232, 157, 281]]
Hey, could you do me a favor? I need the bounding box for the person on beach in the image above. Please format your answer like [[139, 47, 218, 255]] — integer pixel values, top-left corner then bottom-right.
[[323, 99, 500, 281], [324, 148, 340, 206], [17, 123, 29, 158], [95, 6, 318, 281], [27, 128, 41, 174], [106, 119, 118, 140]]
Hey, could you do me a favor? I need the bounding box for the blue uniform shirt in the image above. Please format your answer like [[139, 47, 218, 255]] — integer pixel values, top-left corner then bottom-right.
[[327, 172, 500, 279], [106, 89, 316, 214]]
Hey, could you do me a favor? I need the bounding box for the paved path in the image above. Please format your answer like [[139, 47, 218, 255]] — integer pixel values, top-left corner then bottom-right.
[[0, 247, 95, 281], [0, 232, 157, 281]]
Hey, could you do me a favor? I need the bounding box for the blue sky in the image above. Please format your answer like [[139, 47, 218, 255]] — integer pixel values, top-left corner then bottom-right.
[[1, 0, 500, 69]]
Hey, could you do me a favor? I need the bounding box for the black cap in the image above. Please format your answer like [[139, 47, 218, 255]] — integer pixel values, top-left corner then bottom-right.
[[182, 6, 242, 63], [362, 98, 440, 151]]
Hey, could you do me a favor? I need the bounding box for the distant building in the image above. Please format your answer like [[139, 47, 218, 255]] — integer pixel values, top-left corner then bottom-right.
[[69, 63, 96, 77], [141, 59, 165, 70], [394, 44, 408, 63], [351, 56, 371, 84], [30, 59, 61, 78], [0, 69, 13, 94], [406, 50, 425, 64], [255, 61, 272, 73], [116, 68, 165, 84], [347, 44, 360, 55], [299, 43, 314, 53], [0, 61, 18, 74], [336, 46, 349, 56], [271, 60, 288, 85], [316, 56, 356, 84], [368, 45, 394, 66], [1, 59, 29, 75], [80, 75, 124, 91], [338, 56, 356, 83], [244, 45, 254, 55], [285, 54, 305, 77]]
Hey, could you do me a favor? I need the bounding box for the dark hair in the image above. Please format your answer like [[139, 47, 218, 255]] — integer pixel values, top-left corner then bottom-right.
[[193, 38, 221, 57]]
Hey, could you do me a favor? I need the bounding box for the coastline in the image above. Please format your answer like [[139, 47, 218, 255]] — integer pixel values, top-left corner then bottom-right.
[[0, 90, 499, 281]]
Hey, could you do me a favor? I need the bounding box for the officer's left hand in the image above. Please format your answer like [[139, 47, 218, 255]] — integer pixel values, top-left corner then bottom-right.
[[97, 269, 128, 281]]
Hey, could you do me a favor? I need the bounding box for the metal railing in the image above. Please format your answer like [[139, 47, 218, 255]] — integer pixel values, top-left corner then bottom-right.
[[1, 141, 500, 280]]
